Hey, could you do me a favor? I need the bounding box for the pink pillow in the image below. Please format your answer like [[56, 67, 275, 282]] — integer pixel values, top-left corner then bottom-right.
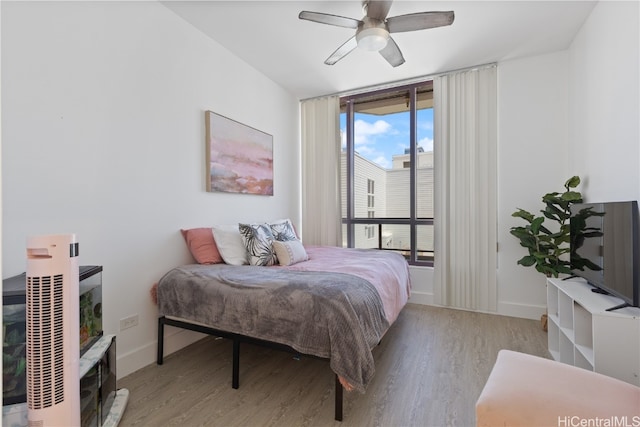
[[180, 228, 223, 264]]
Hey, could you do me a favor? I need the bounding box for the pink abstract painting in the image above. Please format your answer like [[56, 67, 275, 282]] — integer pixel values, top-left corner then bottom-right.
[[206, 111, 273, 195]]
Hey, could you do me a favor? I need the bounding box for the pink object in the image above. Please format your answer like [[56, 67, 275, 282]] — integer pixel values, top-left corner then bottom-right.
[[282, 245, 411, 325], [476, 350, 640, 427], [180, 228, 223, 264], [150, 282, 158, 305]]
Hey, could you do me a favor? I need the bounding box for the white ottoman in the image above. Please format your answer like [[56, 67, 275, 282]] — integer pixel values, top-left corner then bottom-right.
[[476, 350, 640, 426]]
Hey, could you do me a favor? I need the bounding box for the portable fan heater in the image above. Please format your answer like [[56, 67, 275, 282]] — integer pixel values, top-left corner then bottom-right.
[[26, 234, 81, 426]]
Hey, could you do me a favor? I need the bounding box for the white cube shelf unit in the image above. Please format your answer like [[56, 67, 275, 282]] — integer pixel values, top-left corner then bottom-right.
[[547, 277, 640, 386]]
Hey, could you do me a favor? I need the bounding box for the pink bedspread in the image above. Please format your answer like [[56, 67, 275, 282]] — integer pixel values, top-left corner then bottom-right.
[[281, 246, 411, 325]]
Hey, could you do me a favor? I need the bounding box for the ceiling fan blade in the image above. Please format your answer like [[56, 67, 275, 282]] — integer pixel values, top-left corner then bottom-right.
[[325, 36, 358, 65], [387, 11, 455, 33], [299, 11, 361, 29], [365, 1, 394, 21], [379, 36, 405, 67]]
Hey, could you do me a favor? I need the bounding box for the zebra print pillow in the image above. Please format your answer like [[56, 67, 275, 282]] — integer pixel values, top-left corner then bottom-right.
[[239, 223, 278, 266], [269, 218, 298, 241]]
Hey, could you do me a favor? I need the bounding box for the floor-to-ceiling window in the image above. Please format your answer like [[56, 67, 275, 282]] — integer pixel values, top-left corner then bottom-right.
[[340, 81, 434, 266]]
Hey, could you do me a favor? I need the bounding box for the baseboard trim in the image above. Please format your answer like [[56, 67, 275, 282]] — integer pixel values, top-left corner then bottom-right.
[[408, 290, 434, 305], [497, 301, 546, 321], [116, 326, 205, 379], [409, 291, 545, 321]]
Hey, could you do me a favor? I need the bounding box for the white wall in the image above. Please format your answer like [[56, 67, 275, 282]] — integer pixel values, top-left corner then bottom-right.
[[496, 51, 570, 319], [1, 1, 300, 377], [568, 1, 639, 203]]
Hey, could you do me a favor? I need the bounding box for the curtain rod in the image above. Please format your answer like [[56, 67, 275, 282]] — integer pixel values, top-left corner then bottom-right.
[[301, 62, 497, 102]]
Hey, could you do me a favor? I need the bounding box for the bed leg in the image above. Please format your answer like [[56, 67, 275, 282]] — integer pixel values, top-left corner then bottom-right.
[[335, 374, 343, 422], [232, 338, 240, 389], [157, 316, 165, 365]]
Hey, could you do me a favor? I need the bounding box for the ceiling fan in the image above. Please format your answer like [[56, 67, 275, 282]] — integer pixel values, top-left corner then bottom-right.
[[299, 0, 454, 67]]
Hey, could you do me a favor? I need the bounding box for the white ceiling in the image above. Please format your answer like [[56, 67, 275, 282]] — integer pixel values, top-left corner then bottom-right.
[[162, 0, 597, 99]]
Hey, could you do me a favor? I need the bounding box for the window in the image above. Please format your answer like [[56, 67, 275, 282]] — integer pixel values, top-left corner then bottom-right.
[[366, 179, 375, 239], [367, 178, 375, 213], [340, 81, 434, 265]]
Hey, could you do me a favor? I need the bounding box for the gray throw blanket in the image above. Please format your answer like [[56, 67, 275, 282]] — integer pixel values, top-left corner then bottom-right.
[[157, 264, 390, 393]]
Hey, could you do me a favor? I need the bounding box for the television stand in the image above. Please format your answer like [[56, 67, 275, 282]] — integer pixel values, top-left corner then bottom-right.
[[588, 287, 628, 310], [546, 277, 640, 387], [606, 302, 631, 312]]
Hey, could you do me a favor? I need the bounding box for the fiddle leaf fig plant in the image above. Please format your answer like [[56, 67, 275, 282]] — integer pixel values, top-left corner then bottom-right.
[[510, 176, 583, 278]]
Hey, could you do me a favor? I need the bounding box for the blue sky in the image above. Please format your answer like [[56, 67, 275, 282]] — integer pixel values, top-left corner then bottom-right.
[[340, 108, 433, 169]]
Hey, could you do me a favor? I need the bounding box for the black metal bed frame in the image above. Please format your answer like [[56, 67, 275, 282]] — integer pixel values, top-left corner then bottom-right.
[[156, 315, 344, 421]]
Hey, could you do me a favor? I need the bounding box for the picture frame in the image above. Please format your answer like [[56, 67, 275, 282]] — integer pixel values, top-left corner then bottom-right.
[[205, 111, 273, 196]]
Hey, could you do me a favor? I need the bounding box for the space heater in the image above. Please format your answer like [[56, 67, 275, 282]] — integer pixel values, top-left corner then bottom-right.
[[26, 234, 81, 426]]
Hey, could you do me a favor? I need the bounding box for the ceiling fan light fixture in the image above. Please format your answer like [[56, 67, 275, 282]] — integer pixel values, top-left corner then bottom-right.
[[356, 27, 389, 51], [300, 1, 454, 66]]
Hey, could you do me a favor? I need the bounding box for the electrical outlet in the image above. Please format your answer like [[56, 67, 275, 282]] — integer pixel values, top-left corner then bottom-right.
[[120, 314, 139, 331]]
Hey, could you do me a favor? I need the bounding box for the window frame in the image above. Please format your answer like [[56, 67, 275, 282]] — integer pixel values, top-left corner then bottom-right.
[[341, 81, 434, 266]]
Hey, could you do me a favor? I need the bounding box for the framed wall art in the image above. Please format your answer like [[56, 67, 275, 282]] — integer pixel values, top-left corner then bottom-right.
[[205, 111, 273, 196]]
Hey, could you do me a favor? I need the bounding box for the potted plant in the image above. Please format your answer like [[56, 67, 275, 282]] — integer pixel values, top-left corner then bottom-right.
[[510, 176, 583, 330], [510, 176, 584, 278]]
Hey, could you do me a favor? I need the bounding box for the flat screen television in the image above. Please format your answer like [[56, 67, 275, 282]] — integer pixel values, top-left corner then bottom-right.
[[569, 200, 639, 310]]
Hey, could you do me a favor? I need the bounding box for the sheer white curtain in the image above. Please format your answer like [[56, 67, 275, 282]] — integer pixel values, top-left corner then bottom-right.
[[300, 96, 342, 246], [433, 66, 498, 312]]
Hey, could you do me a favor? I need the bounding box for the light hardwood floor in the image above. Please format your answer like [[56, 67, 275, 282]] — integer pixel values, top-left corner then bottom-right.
[[118, 304, 549, 427]]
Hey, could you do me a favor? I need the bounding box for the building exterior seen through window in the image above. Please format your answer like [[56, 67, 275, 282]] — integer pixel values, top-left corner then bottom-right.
[[340, 81, 434, 265]]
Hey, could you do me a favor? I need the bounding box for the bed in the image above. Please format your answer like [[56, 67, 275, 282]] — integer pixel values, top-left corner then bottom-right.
[[155, 243, 411, 421]]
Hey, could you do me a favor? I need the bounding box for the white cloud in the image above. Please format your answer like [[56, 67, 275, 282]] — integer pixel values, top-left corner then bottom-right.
[[419, 136, 434, 152], [357, 145, 376, 156], [354, 119, 391, 146], [373, 156, 391, 169], [341, 118, 396, 169], [356, 119, 391, 136]]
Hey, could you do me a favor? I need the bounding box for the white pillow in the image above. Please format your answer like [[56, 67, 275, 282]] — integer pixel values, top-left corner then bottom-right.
[[273, 240, 309, 266], [212, 225, 248, 266]]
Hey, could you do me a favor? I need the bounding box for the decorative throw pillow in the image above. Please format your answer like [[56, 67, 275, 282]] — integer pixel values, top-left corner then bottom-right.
[[211, 225, 249, 266], [273, 239, 309, 266], [270, 218, 298, 242], [239, 223, 278, 266], [180, 228, 223, 264]]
